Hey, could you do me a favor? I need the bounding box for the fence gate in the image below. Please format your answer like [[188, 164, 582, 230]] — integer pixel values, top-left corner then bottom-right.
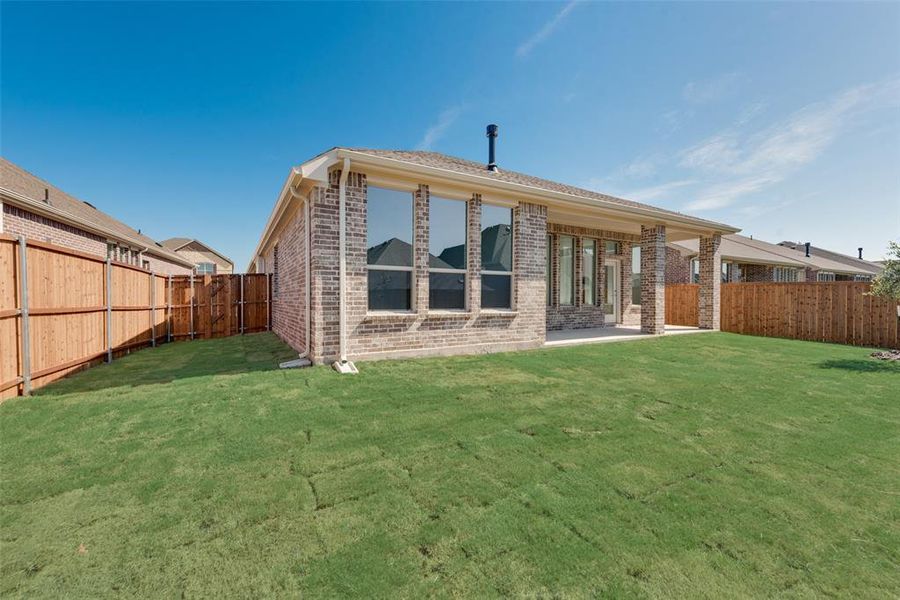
[[208, 275, 233, 338]]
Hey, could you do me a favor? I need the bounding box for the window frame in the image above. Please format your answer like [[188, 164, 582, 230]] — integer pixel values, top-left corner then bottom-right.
[[428, 195, 468, 311], [817, 271, 835, 282], [367, 186, 416, 312], [583, 238, 596, 305], [558, 235, 575, 306], [480, 204, 514, 310], [773, 266, 798, 282], [196, 262, 216, 275]]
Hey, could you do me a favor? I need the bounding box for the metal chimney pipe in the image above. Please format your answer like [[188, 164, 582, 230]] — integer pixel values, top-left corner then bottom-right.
[[858, 247, 863, 260], [486, 124, 499, 172], [805, 242, 810, 257]]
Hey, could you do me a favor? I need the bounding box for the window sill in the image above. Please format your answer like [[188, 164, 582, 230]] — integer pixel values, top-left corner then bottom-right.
[[479, 309, 518, 316], [365, 310, 418, 320], [426, 310, 472, 318]]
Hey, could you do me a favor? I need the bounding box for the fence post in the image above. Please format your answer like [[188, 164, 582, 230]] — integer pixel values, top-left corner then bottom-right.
[[17, 236, 31, 395], [150, 271, 156, 347], [240, 274, 245, 334], [189, 274, 195, 340], [166, 274, 172, 343], [106, 257, 113, 363]]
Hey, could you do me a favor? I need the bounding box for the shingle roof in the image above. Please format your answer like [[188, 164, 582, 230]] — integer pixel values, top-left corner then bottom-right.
[[778, 241, 883, 275], [1, 158, 191, 266], [160, 237, 193, 250], [344, 148, 734, 230]]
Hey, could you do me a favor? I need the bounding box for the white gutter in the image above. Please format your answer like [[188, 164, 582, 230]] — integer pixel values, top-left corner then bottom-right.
[[334, 159, 357, 373]]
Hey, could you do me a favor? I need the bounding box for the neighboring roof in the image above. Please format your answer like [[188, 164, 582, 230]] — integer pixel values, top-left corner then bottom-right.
[[0, 158, 193, 268], [160, 237, 234, 266], [778, 241, 883, 276], [671, 234, 874, 275]]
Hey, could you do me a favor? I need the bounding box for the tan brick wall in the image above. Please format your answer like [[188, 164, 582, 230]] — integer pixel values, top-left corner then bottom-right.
[[172, 243, 233, 274], [640, 225, 666, 334], [3, 203, 106, 255], [666, 246, 692, 284]]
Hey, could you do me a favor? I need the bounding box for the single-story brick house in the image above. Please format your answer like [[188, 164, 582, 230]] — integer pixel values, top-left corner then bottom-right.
[[249, 140, 739, 369], [778, 241, 882, 281], [1, 157, 193, 274], [160, 237, 234, 274], [667, 234, 876, 283]]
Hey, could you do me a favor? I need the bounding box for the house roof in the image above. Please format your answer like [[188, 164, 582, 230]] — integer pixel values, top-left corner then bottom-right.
[[1, 157, 193, 268], [160, 237, 234, 266], [670, 234, 874, 275], [778, 241, 883, 276]]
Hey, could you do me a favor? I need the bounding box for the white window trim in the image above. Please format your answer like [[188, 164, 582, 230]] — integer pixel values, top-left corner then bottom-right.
[[558, 234, 575, 306], [367, 187, 416, 312], [583, 238, 597, 306], [817, 271, 836, 282]]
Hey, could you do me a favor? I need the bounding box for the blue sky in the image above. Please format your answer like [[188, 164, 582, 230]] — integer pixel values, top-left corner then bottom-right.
[[2, 1, 898, 268]]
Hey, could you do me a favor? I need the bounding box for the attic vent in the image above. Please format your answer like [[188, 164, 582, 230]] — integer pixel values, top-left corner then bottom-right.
[[44, 188, 50, 203]]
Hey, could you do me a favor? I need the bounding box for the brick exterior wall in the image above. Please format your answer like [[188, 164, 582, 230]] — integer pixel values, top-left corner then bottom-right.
[[698, 234, 722, 329], [640, 225, 666, 334], [545, 224, 638, 330], [267, 169, 556, 364], [666, 246, 692, 284], [3, 203, 106, 255], [742, 263, 773, 282]]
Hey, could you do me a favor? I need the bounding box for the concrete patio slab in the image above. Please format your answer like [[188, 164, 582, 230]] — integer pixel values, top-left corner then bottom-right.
[[545, 324, 714, 347]]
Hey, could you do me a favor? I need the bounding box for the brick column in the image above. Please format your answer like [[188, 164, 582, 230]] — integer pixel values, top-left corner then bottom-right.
[[414, 185, 429, 314], [640, 225, 666, 335], [467, 194, 482, 313], [620, 240, 632, 321], [698, 234, 722, 329]]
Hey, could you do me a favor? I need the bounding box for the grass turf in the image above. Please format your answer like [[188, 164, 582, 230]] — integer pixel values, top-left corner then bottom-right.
[[1, 332, 898, 598]]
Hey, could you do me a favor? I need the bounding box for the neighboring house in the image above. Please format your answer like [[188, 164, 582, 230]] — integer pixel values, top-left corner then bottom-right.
[[668, 234, 810, 283], [667, 234, 876, 283], [249, 136, 739, 368], [160, 237, 234, 274], [0, 158, 193, 274], [778, 241, 882, 281]]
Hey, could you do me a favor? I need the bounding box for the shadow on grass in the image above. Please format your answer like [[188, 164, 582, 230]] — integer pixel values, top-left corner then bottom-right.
[[36, 333, 300, 396], [817, 359, 900, 374]]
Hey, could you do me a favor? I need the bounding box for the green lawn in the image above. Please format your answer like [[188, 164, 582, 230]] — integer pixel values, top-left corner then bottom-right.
[[1, 333, 898, 598]]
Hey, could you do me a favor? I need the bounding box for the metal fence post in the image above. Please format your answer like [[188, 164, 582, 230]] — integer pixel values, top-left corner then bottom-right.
[[189, 274, 195, 340], [150, 271, 156, 347], [17, 236, 31, 395], [106, 257, 113, 363]]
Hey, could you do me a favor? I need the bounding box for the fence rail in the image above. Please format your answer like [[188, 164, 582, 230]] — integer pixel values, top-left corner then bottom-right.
[[665, 282, 899, 348], [0, 234, 271, 399]]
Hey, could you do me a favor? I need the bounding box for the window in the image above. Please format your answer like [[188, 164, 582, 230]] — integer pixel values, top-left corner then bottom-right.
[[368, 187, 413, 310], [854, 274, 872, 282], [142, 260, 150, 270], [196, 262, 216, 275], [480, 204, 513, 309], [690, 258, 700, 284], [773, 266, 798, 282], [107, 243, 116, 260], [605, 241, 620, 255], [272, 244, 279, 297], [817, 271, 835, 282], [546, 234, 553, 305], [559, 236, 575, 305], [428, 195, 467, 310], [583, 239, 596, 305], [131, 249, 139, 265], [631, 245, 641, 305]]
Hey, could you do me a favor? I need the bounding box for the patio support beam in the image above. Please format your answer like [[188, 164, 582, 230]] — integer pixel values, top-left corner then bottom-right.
[[698, 234, 722, 329], [640, 224, 666, 335]]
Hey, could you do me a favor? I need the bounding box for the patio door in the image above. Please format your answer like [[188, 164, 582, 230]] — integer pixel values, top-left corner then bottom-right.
[[604, 259, 620, 324]]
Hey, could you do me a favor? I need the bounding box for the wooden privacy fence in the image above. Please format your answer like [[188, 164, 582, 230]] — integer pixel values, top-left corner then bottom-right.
[[0, 234, 271, 399], [664, 282, 900, 348]]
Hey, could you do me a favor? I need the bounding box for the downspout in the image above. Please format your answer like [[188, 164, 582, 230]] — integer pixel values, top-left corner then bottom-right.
[[334, 159, 357, 374]]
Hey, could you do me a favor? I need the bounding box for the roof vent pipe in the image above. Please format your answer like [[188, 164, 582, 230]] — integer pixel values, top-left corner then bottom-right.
[[804, 242, 810, 257], [486, 124, 499, 172], [858, 247, 863, 260]]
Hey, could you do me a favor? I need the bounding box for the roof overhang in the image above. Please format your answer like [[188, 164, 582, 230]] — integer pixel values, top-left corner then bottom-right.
[[1, 186, 195, 268], [248, 148, 741, 270]]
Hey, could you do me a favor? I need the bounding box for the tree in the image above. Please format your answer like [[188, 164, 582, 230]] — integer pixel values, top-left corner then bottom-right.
[[870, 241, 900, 301]]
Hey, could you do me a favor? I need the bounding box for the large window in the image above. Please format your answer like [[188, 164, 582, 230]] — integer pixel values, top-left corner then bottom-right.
[[559, 235, 574, 305], [583, 239, 596, 305], [773, 266, 798, 282], [429, 196, 467, 310], [631, 245, 641, 305], [481, 204, 513, 309], [367, 187, 414, 310], [196, 262, 216, 275], [817, 271, 835, 282]]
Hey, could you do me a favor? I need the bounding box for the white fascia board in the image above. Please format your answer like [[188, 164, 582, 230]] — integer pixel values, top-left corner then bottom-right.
[[335, 149, 740, 236]]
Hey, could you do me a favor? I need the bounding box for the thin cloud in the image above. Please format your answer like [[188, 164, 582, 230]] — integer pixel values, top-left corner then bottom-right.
[[516, 1, 580, 59], [623, 179, 697, 202], [682, 72, 741, 105], [416, 106, 463, 151]]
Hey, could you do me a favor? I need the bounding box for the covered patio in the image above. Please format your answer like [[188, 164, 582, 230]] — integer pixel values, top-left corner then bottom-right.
[[545, 324, 712, 347]]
